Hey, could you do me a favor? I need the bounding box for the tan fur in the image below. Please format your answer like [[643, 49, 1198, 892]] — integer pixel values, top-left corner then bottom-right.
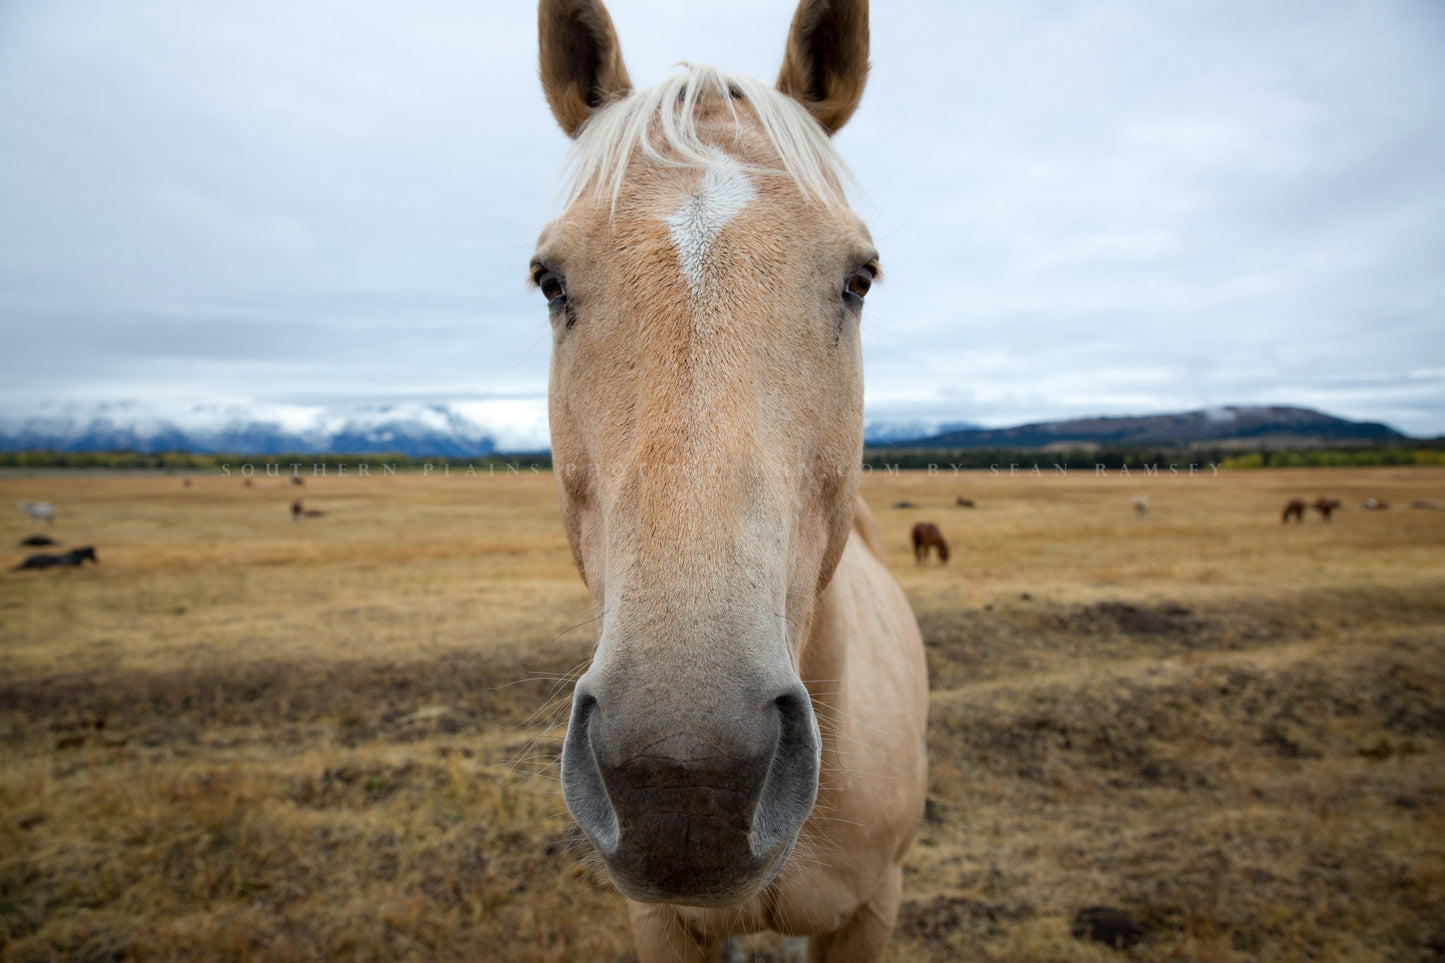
[[851, 493, 887, 562], [535, 2, 925, 958]]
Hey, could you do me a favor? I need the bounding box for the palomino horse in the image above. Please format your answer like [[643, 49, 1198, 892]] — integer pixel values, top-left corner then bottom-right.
[[532, 0, 928, 958], [911, 522, 949, 564]]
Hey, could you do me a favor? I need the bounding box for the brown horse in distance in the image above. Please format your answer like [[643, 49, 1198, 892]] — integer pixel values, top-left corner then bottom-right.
[[291, 500, 326, 520], [1282, 499, 1306, 523], [911, 522, 949, 564]]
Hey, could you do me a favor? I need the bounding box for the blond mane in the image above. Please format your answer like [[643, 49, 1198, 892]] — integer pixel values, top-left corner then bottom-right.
[[555, 64, 853, 211]]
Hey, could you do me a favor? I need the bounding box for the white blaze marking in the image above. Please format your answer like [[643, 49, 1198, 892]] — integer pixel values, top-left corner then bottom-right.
[[664, 152, 755, 287]]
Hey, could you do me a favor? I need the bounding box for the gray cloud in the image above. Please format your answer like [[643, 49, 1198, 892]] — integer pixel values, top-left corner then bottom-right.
[[1, 0, 1442, 437]]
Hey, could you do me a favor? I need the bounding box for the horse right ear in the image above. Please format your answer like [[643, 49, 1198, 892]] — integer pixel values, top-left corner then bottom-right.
[[539, 0, 633, 138]]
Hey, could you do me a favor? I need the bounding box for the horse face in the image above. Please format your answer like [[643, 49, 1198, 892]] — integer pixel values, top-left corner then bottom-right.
[[534, 0, 874, 908]]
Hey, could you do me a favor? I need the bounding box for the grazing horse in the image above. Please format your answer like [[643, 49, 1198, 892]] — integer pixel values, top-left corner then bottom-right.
[[532, 1, 928, 959], [1282, 498, 1306, 523], [1312, 497, 1341, 521], [17, 501, 55, 525], [291, 500, 325, 520], [14, 546, 97, 570], [911, 522, 950, 564]]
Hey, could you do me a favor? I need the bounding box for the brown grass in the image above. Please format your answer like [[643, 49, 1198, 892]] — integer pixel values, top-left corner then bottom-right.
[[2, 466, 1443, 961]]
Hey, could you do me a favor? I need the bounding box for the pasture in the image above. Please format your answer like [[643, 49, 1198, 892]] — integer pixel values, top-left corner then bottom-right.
[[2, 465, 1443, 961]]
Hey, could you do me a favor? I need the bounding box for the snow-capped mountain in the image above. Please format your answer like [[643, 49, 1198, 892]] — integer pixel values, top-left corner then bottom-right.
[[0, 399, 552, 456], [863, 419, 980, 445], [0, 401, 1408, 457]]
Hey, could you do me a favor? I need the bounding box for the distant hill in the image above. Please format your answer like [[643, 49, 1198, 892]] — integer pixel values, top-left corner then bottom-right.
[[0, 401, 541, 458], [886, 406, 1406, 449], [0, 402, 1408, 457]]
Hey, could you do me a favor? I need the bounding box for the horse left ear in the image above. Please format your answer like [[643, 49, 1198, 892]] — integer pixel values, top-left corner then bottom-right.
[[776, 0, 870, 136]]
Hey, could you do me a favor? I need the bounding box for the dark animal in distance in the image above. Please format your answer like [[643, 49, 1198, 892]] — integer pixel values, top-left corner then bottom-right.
[[955, 497, 975, 508], [1312, 497, 1342, 521], [911, 522, 949, 564], [291, 500, 326, 520], [21, 535, 59, 547], [892, 500, 917, 509], [1281, 499, 1306, 523], [14, 546, 98, 570], [1072, 907, 1147, 950]]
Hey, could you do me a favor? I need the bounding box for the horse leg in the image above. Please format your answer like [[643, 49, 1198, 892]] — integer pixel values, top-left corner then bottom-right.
[[807, 866, 902, 962], [627, 902, 714, 963]]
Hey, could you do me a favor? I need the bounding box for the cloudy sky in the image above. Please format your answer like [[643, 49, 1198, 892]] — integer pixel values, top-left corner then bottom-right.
[[2, 0, 1443, 444]]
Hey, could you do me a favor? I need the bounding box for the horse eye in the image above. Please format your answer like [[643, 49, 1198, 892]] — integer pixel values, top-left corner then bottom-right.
[[845, 266, 875, 301], [534, 269, 566, 305]]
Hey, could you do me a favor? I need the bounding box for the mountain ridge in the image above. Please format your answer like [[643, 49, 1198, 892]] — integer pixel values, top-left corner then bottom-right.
[[884, 405, 1405, 449], [0, 402, 1406, 456], [0, 401, 539, 458]]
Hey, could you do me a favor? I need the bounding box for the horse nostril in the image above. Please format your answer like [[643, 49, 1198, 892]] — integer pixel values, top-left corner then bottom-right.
[[772, 688, 820, 758], [560, 692, 620, 853], [751, 685, 820, 858]]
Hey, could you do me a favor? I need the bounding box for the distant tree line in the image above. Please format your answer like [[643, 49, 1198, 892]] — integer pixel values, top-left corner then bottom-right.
[[3, 441, 1442, 472], [1217, 447, 1445, 469], [0, 450, 553, 471], [861, 441, 1445, 472]]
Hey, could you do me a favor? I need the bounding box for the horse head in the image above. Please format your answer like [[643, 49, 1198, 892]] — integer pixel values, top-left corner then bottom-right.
[[535, 0, 876, 907]]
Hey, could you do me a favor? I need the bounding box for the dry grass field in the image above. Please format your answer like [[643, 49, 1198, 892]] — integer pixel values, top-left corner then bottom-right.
[[2, 464, 1443, 961]]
